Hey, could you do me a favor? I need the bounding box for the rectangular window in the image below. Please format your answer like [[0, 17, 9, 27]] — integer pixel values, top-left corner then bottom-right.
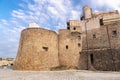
[[78, 36, 81, 40], [79, 52, 81, 54], [67, 27, 70, 30], [112, 30, 117, 36], [67, 22, 70, 26], [90, 54, 94, 64], [73, 27, 76, 30], [100, 19, 104, 25], [66, 45, 68, 49], [42, 47, 48, 51], [93, 34, 96, 39], [78, 43, 81, 47]]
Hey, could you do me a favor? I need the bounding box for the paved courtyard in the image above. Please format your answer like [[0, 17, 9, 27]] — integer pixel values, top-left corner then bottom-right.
[[0, 69, 120, 80]]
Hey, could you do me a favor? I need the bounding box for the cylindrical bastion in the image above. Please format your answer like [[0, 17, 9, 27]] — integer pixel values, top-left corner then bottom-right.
[[13, 28, 59, 70]]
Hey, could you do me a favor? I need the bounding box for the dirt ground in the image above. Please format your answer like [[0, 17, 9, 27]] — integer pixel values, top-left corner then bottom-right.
[[0, 69, 120, 80]]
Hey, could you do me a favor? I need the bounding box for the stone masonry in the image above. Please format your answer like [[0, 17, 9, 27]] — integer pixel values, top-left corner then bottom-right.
[[13, 5, 120, 71], [80, 5, 120, 71]]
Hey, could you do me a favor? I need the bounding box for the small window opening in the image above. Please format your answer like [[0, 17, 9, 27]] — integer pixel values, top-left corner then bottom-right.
[[100, 19, 104, 25], [79, 52, 81, 54], [93, 34, 96, 39], [66, 45, 68, 49], [90, 54, 94, 64], [78, 36, 81, 40], [42, 47, 48, 51], [78, 43, 81, 47], [67, 27, 70, 30], [11, 63, 13, 66], [73, 27, 76, 30], [80, 16, 84, 20], [112, 30, 117, 36], [67, 22, 70, 26]]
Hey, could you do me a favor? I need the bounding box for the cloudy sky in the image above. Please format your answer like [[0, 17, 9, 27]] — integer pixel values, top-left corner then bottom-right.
[[0, 0, 120, 58]]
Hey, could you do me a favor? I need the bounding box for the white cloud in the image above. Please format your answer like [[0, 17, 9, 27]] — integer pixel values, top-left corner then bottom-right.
[[70, 10, 80, 19], [91, 0, 120, 12], [0, 0, 82, 58], [1, 19, 9, 26]]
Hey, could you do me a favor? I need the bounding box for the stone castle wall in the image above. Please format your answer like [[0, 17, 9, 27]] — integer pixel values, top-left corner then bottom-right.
[[67, 20, 82, 32], [80, 5, 120, 71], [81, 22, 120, 71], [13, 6, 120, 71], [93, 10, 119, 19], [82, 26, 109, 50], [80, 49, 120, 71], [13, 28, 59, 70], [58, 29, 82, 69], [82, 22, 120, 50]]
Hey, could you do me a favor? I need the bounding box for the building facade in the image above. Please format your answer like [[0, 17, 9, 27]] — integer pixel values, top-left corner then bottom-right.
[[13, 6, 120, 71], [80, 5, 120, 71]]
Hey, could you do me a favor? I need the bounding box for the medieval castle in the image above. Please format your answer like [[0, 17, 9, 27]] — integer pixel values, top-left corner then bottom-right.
[[13, 5, 120, 71]]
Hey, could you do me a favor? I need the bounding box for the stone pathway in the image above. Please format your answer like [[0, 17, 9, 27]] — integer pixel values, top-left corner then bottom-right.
[[0, 70, 120, 80]]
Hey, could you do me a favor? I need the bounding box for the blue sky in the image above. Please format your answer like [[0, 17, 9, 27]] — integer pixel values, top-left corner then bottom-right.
[[0, 0, 120, 58]]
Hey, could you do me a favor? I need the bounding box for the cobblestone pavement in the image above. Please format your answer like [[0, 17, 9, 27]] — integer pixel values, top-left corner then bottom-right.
[[0, 70, 120, 80]]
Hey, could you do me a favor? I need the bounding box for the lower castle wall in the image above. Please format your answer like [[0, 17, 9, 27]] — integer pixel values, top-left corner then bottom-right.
[[80, 49, 120, 71]]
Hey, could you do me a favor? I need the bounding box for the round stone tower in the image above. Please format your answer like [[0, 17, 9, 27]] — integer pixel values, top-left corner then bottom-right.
[[83, 5, 92, 19], [13, 23, 59, 70]]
